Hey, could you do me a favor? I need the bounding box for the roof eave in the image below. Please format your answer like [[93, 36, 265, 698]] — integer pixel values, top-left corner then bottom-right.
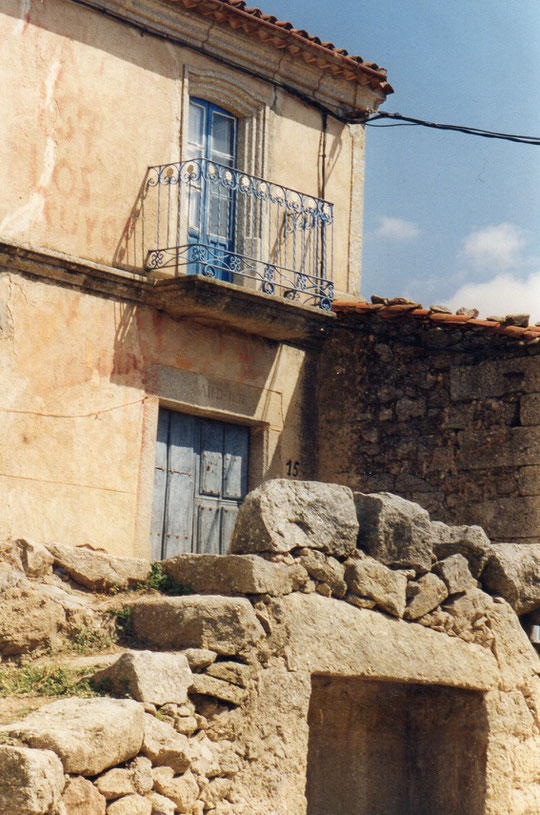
[[169, 0, 393, 97]]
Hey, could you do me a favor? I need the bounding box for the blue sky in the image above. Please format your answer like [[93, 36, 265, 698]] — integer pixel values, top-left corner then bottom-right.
[[266, 0, 540, 320]]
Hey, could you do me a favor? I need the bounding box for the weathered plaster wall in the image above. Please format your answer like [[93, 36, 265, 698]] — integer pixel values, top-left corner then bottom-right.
[[0, 0, 362, 296], [0, 271, 315, 555], [318, 317, 540, 541]]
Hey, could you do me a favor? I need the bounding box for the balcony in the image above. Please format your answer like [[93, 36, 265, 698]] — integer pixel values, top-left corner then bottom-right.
[[144, 158, 335, 310]]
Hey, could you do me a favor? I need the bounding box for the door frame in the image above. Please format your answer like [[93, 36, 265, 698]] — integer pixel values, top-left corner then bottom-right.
[[134, 396, 272, 561]]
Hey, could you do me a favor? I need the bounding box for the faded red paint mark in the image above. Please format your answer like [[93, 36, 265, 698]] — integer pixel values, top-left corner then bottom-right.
[[112, 352, 141, 377], [22, 11, 31, 34], [175, 354, 195, 370], [96, 349, 111, 377]]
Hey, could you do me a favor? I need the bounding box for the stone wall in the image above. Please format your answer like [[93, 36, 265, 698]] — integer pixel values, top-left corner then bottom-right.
[[1, 481, 539, 814], [318, 315, 540, 541]]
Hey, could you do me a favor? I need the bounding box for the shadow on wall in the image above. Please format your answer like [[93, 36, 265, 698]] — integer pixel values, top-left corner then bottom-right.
[[113, 170, 153, 273], [306, 675, 488, 815]]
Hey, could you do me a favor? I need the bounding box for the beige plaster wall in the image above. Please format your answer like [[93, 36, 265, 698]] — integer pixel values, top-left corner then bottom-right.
[[0, 271, 313, 557], [269, 92, 362, 296], [0, 0, 362, 297]]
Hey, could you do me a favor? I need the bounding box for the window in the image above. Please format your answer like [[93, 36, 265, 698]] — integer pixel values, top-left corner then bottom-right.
[[150, 408, 249, 559], [145, 81, 334, 308], [187, 98, 238, 281]]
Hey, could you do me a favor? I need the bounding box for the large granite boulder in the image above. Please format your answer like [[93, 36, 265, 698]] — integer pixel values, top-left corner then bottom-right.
[[45, 542, 150, 592], [0, 746, 64, 815], [229, 479, 358, 556], [354, 492, 435, 572], [482, 543, 540, 614], [1, 697, 144, 775], [162, 553, 307, 597], [91, 650, 193, 705], [131, 595, 264, 656]]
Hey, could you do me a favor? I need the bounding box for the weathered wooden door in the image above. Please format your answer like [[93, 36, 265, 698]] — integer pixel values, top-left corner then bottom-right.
[[151, 409, 249, 560]]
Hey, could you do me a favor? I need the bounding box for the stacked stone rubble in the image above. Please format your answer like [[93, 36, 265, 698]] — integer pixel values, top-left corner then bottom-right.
[[0, 480, 539, 814]]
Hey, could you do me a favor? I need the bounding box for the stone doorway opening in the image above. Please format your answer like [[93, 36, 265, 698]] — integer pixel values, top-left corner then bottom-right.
[[306, 676, 488, 815]]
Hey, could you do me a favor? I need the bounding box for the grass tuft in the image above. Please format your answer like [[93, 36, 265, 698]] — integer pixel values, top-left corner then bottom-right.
[[68, 626, 116, 654], [136, 562, 191, 596], [0, 665, 100, 699]]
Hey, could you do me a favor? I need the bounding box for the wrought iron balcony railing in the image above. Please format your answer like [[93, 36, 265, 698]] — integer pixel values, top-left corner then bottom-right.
[[145, 158, 334, 310]]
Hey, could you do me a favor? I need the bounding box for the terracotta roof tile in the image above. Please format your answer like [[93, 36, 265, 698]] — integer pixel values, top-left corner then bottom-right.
[[331, 300, 540, 344], [170, 0, 393, 95], [427, 313, 474, 324], [467, 319, 501, 328]]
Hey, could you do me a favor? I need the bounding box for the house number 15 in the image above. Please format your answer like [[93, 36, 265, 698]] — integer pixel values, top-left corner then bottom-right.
[[286, 460, 300, 477]]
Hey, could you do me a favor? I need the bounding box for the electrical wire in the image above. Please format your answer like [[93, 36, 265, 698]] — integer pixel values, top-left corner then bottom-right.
[[0, 398, 146, 419], [365, 112, 540, 145], [67, 0, 350, 124]]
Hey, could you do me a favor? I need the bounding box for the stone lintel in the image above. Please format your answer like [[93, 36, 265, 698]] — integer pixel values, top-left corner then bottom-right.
[[279, 593, 498, 691]]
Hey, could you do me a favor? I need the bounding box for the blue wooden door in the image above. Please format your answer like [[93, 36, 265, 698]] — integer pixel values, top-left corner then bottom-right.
[[151, 409, 249, 559], [187, 98, 237, 280]]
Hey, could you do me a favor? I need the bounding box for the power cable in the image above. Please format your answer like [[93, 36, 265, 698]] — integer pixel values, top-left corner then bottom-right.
[[365, 112, 540, 145]]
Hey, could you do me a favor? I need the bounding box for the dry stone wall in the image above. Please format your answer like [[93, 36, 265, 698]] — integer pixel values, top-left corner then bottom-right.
[[0, 480, 539, 814], [318, 316, 540, 541]]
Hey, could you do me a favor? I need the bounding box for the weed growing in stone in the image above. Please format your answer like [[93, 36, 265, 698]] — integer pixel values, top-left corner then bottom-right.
[[0, 665, 99, 698], [109, 606, 134, 638], [136, 562, 191, 596], [68, 626, 116, 654]]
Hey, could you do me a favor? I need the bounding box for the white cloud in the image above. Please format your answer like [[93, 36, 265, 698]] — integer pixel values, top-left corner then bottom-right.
[[461, 222, 528, 271], [446, 271, 540, 323], [373, 216, 420, 241]]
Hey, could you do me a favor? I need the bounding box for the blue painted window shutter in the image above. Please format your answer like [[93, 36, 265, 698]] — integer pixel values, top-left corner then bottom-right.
[[187, 98, 237, 281]]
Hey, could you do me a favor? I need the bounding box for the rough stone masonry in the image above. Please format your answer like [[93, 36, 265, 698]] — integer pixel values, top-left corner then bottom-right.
[[318, 309, 540, 542], [0, 480, 539, 814]]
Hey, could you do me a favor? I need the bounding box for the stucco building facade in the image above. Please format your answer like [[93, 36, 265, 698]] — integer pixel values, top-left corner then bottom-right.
[[1, 0, 538, 560], [1, 5, 539, 814], [0, 0, 390, 557]]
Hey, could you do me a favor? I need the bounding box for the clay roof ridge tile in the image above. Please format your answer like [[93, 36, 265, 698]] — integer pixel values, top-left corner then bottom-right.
[[332, 297, 539, 343], [194, 0, 391, 89], [468, 319, 501, 328], [520, 329, 540, 342]]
